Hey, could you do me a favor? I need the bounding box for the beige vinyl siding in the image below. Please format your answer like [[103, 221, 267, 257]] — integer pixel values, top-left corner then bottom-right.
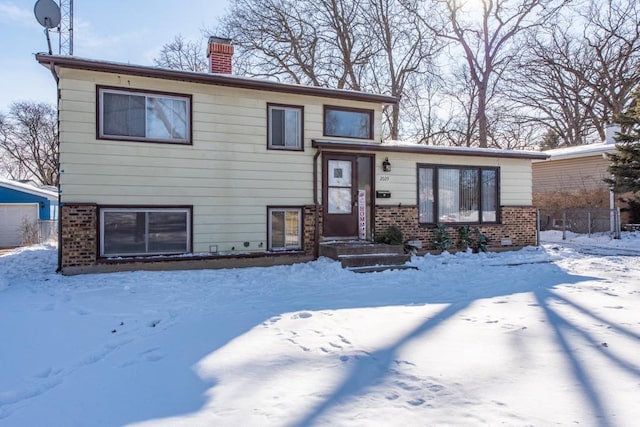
[[57, 68, 384, 253], [329, 151, 533, 206], [532, 156, 610, 194]]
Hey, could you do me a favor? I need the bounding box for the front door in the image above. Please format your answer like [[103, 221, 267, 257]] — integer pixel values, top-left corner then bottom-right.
[[322, 153, 373, 239]]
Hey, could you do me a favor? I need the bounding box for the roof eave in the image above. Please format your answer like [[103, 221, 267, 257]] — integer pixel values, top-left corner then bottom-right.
[[312, 139, 549, 160], [35, 54, 398, 105]]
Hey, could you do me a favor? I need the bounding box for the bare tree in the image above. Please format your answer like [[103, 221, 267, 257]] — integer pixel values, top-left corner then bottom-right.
[[217, 0, 440, 139], [441, 64, 481, 147], [401, 72, 452, 145], [574, 0, 640, 138], [218, 0, 360, 86], [0, 102, 58, 186], [511, 24, 598, 146], [154, 34, 208, 72], [365, 0, 443, 139], [426, 0, 566, 147], [511, 0, 640, 146]]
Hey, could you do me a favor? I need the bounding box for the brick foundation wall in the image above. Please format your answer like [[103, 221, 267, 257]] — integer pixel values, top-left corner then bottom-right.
[[374, 205, 538, 250], [61, 204, 98, 269], [303, 205, 321, 256]]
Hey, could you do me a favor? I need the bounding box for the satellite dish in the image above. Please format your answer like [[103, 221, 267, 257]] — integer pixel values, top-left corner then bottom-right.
[[34, 0, 61, 29]]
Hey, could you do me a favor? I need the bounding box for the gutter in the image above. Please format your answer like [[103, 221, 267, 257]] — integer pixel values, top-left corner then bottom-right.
[[312, 139, 549, 160]]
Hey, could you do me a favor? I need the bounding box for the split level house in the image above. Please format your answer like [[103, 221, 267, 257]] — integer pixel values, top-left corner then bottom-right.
[[37, 37, 547, 275]]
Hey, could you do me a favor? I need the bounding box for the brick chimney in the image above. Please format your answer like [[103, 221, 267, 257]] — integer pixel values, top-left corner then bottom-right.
[[207, 36, 234, 74]]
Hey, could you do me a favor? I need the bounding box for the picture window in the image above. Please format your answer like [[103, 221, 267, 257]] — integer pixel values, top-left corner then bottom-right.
[[323, 106, 373, 139], [418, 165, 499, 224]]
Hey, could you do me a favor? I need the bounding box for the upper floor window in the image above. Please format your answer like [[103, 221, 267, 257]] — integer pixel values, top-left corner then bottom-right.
[[268, 104, 303, 150], [98, 86, 191, 144], [418, 165, 499, 224], [324, 106, 373, 139]]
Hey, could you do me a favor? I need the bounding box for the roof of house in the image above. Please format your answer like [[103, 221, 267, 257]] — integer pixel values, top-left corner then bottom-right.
[[0, 178, 58, 200], [35, 54, 398, 105], [312, 139, 549, 160], [535, 143, 617, 162]]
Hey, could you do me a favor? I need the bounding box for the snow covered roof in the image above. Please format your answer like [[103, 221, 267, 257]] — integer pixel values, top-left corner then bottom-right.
[[537, 143, 617, 161], [0, 178, 58, 200]]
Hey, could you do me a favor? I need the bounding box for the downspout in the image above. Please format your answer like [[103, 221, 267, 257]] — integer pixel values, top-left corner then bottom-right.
[[313, 147, 322, 259], [48, 60, 62, 273]]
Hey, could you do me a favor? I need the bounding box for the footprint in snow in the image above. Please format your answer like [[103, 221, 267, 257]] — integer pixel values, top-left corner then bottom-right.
[[292, 312, 312, 319], [264, 315, 281, 325], [427, 384, 445, 393], [339, 335, 351, 344], [385, 392, 400, 401]]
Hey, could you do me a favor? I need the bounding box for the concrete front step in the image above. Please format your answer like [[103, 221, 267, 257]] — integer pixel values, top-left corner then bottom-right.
[[348, 264, 419, 273], [319, 241, 414, 272], [338, 253, 411, 268], [319, 241, 405, 259]]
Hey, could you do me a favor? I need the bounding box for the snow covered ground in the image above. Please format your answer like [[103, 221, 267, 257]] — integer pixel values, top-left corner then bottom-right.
[[1, 232, 639, 427]]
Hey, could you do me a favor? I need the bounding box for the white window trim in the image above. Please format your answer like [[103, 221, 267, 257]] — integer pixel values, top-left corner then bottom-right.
[[267, 104, 303, 150], [268, 207, 303, 251], [98, 87, 191, 144], [100, 207, 191, 257]]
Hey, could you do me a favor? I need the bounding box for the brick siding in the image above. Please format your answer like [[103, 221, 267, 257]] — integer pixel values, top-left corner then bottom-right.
[[374, 205, 538, 250], [60, 204, 97, 268], [303, 205, 321, 256], [59, 203, 537, 273]]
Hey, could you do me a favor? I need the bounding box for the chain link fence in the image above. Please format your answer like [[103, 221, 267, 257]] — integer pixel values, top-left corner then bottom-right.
[[538, 208, 621, 239], [39, 220, 58, 244]]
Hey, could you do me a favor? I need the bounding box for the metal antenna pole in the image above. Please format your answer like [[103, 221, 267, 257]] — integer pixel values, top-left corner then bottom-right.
[[58, 0, 73, 55]]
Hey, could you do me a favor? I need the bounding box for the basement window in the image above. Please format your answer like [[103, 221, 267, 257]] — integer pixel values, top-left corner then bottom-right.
[[268, 207, 302, 251], [100, 207, 191, 257]]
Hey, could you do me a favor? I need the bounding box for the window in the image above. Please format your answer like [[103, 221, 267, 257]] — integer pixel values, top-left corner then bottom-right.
[[418, 165, 499, 224], [268, 104, 303, 150], [100, 207, 191, 257], [324, 106, 373, 139], [98, 87, 191, 144], [268, 207, 302, 251]]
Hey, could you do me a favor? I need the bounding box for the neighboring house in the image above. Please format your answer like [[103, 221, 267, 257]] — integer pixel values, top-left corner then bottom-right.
[[36, 37, 546, 275], [532, 126, 631, 228], [0, 178, 59, 248]]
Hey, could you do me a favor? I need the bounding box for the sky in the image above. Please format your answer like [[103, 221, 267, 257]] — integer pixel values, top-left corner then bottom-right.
[[0, 0, 230, 113], [1, 231, 639, 425]]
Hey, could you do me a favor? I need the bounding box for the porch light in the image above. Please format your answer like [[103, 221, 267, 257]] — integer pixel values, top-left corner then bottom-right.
[[382, 157, 391, 172]]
